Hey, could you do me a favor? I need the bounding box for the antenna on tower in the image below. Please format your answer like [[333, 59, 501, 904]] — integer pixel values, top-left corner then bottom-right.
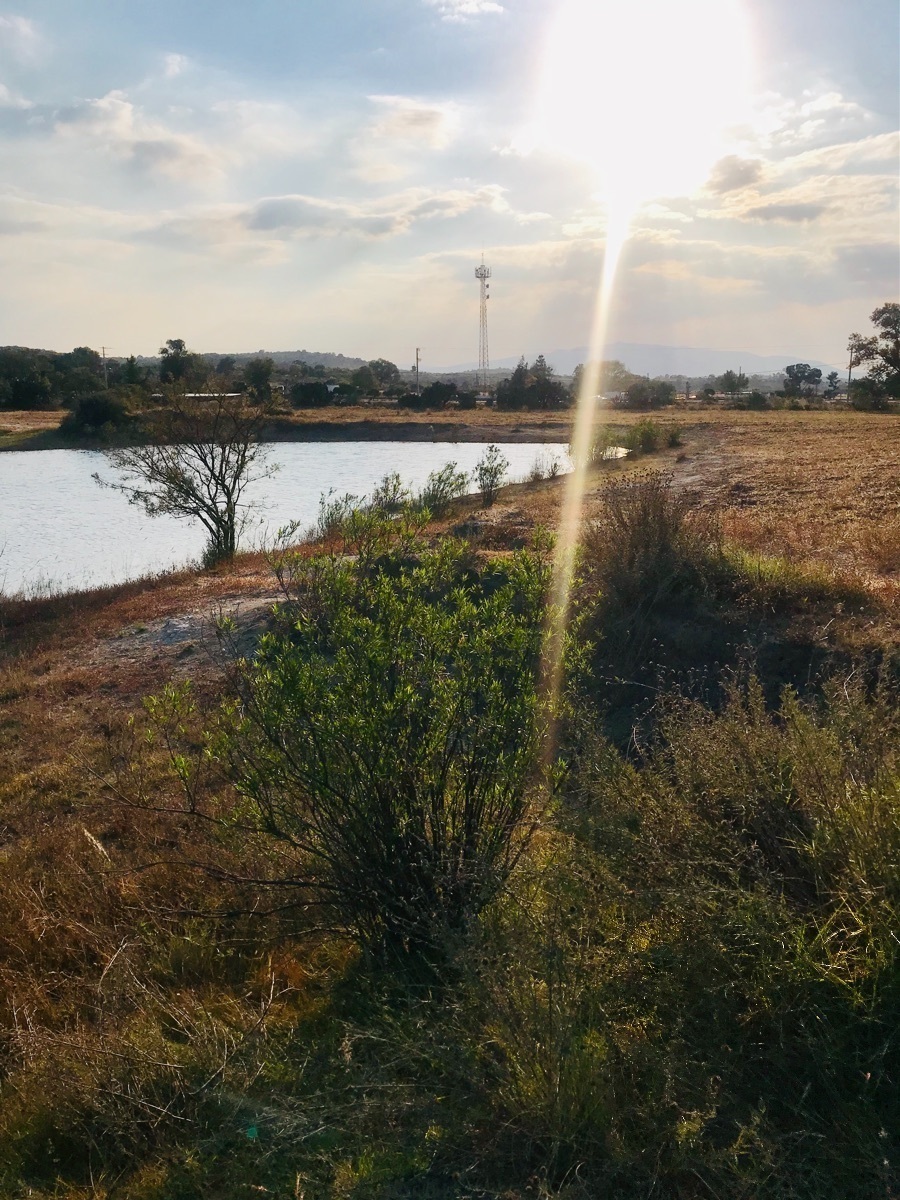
[[475, 256, 491, 394]]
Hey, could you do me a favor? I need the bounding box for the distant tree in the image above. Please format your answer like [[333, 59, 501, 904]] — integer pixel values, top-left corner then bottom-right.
[[823, 371, 841, 399], [216, 355, 237, 377], [846, 332, 878, 392], [350, 364, 378, 394], [122, 355, 145, 386], [244, 356, 275, 404], [717, 369, 748, 402], [783, 363, 822, 397], [60, 392, 131, 438], [847, 302, 900, 406], [368, 358, 400, 387], [570, 362, 584, 400], [400, 380, 456, 410], [159, 338, 191, 383], [495, 358, 570, 410], [10, 373, 53, 410], [96, 391, 276, 565], [618, 379, 676, 410], [494, 358, 530, 410], [290, 380, 331, 408]]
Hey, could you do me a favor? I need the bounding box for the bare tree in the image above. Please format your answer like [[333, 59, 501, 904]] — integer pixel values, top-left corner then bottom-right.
[[95, 390, 276, 565]]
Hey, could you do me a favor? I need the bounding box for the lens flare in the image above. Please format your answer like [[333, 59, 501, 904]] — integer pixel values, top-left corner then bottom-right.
[[536, 0, 754, 750]]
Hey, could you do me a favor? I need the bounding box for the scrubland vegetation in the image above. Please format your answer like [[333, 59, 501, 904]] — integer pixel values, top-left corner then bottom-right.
[[0, 408, 898, 1197]]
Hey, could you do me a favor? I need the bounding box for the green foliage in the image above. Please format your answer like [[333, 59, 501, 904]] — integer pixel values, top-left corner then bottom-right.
[[475, 444, 508, 506], [59, 392, 131, 438], [717, 368, 748, 399], [495, 357, 571, 411], [368, 469, 411, 514], [243, 355, 275, 403], [416, 461, 469, 515], [624, 416, 665, 453], [617, 378, 676, 409], [847, 302, 900, 404], [469, 674, 900, 1197], [96, 391, 275, 565], [215, 527, 548, 962], [784, 362, 823, 397]]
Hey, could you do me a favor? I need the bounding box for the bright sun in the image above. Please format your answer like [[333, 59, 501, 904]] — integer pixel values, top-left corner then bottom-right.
[[534, 0, 754, 213]]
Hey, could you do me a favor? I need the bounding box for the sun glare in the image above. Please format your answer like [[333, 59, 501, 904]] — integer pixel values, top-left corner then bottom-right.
[[535, 0, 753, 212], [536, 0, 755, 755]]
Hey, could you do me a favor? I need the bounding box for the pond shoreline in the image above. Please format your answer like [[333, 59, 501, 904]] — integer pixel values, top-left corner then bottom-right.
[[0, 410, 575, 451]]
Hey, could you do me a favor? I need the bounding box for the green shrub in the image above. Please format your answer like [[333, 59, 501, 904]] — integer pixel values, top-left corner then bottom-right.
[[624, 417, 664, 453], [475, 444, 508, 506], [214, 525, 548, 964], [60, 392, 130, 437], [588, 424, 626, 465], [368, 469, 411, 515], [416, 461, 469, 516]]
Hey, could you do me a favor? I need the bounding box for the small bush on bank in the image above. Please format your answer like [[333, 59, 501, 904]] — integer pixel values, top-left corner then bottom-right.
[[416, 461, 469, 516], [625, 417, 664, 453], [589, 424, 625, 465], [475, 444, 508, 506], [211, 524, 548, 965], [583, 470, 723, 616]]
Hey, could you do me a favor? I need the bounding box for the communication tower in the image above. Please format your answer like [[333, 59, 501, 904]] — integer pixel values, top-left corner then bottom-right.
[[475, 258, 491, 392]]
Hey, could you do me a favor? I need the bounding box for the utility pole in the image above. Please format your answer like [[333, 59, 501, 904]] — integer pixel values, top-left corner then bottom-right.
[[475, 258, 491, 393], [101, 346, 111, 388], [415, 347, 421, 396]]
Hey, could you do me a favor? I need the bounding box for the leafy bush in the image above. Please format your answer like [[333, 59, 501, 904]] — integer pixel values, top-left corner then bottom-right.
[[588, 425, 626, 466], [625, 417, 664, 454], [368, 469, 411, 514], [214, 527, 548, 964], [312, 489, 362, 539], [60, 392, 130, 436], [416, 461, 469, 516], [475, 444, 508, 506]]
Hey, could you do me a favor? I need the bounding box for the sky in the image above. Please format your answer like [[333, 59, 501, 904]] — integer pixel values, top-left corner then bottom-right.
[[0, 0, 897, 369]]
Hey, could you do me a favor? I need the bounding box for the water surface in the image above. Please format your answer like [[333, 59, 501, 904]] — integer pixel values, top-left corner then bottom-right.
[[0, 441, 570, 595]]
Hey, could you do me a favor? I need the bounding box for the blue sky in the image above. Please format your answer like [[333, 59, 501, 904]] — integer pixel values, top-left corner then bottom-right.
[[1, 0, 897, 369]]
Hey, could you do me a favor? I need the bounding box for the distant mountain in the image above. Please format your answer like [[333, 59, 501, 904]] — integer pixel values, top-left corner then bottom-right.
[[447, 343, 835, 378]]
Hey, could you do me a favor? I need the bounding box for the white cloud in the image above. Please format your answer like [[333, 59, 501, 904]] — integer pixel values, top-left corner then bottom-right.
[[54, 91, 221, 182], [0, 80, 30, 108], [368, 94, 460, 150], [0, 13, 39, 60], [423, 0, 503, 21], [747, 88, 876, 155], [147, 183, 519, 248], [163, 52, 190, 79]]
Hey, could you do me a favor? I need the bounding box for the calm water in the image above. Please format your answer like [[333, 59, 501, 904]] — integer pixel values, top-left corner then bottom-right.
[[0, 442, 570, 596]]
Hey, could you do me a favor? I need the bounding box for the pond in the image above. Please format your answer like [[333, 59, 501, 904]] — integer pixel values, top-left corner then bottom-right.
[[0, 441, 571, 596]]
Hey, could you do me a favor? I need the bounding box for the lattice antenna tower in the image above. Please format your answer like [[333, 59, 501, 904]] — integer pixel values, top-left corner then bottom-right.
[[475, 257, 491, 392]]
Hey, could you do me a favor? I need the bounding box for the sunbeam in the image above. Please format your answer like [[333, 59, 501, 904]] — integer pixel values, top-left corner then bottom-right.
[[535, 0, 755, 750]]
